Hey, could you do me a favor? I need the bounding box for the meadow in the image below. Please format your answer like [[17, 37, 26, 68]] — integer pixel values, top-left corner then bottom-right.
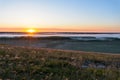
[[0, 44, 120, 80], [0, 37, 120, 54]]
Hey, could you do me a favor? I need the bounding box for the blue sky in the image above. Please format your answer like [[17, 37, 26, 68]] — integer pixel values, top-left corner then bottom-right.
[[0, 0, 120, 32]]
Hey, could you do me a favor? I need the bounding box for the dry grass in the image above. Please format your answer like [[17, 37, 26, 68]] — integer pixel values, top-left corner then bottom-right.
[[0, 44, 120, 80]]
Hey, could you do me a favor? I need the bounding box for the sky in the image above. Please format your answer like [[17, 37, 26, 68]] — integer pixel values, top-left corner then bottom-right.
[[0, 0, 120, 32]]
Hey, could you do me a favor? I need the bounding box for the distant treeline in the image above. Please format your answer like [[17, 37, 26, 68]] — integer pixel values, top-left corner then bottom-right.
[[0, 36, 120, 41]]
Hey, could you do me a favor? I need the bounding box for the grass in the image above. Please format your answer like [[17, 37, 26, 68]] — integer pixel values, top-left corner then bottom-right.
[[0, 44, 120, 80]]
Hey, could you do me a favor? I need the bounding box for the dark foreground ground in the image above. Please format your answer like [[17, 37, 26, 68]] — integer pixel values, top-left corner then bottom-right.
[[0, 44, 120, 80]]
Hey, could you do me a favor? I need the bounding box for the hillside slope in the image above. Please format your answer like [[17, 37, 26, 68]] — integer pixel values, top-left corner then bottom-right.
[[0, 45, 120, 80]]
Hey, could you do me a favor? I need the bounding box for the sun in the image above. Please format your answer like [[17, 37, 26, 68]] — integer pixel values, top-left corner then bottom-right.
[[27, 29, 36, 33]]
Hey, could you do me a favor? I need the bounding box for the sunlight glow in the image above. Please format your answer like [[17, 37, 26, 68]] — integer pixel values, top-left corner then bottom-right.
[[27, 29, 36, 33]]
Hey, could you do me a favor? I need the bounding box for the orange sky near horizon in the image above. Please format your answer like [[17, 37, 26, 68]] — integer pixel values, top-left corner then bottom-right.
[[0, 25, 120, 32]]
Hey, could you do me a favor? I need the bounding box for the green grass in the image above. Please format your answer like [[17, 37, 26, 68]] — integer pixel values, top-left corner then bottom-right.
[[0, 45, 120, 80]]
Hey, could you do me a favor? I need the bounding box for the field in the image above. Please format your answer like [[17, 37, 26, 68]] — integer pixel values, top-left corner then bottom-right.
[[0, 37, 120, 54], [0, 44, 120, 80]]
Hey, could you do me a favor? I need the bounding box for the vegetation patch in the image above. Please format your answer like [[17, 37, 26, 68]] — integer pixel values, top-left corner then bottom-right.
[[0, 45, 120, 80]]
